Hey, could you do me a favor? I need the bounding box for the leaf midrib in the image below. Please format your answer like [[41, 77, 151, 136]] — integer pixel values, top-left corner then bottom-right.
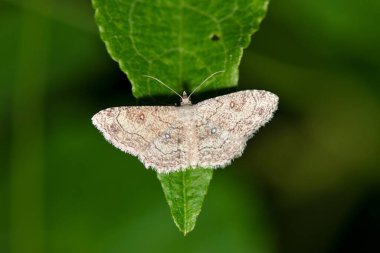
[[182, 170, 188, 235]]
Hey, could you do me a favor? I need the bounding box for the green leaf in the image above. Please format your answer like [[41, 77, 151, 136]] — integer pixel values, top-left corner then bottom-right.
[[93, 0, 269, 98], [157, 168, 213, 235], [92, 0, 269, 234]]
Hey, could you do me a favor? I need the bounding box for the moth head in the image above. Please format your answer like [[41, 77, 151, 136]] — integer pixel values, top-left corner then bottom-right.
[[143, 70, 224, 106], [180, 91, 192, 106]]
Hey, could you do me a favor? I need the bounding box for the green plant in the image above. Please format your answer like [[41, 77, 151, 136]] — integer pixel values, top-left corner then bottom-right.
[[92, 0, 269, 234]]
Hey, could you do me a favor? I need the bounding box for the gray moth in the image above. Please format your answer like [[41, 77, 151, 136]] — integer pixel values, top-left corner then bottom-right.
[[92, 84, 278, 173]]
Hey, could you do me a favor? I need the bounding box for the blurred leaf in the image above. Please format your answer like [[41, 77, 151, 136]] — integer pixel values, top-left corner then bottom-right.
[[8, 1, 51, 252], [157, 169, 213, 235], [92, 0, 269, 234]]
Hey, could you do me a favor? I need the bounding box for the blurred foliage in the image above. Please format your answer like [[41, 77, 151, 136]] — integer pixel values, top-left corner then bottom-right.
[[1, 0, 379, 253]]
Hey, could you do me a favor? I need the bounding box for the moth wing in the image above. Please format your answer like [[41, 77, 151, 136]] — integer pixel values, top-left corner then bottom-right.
[[194, 90, 278, 168], [92, 106, 187, 172]]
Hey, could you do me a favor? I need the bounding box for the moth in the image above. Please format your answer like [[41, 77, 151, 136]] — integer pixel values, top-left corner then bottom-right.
[[92, 71, 278, 173]]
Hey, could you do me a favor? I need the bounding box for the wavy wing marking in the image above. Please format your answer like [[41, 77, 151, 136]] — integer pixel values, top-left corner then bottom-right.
[[194, 90, 278, 168]]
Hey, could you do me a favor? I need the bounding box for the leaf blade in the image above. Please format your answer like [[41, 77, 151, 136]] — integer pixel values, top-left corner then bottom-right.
[[157, 169, 213, 235], [93, 0, 269, 98]]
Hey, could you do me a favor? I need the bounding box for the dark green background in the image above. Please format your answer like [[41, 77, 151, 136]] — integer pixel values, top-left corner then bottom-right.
[[1, 0, 379, 253]]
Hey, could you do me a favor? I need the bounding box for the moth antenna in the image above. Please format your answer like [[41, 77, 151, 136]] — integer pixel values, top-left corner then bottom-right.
[[188, 70, 225, 99], [143, 75, 183, 99]]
